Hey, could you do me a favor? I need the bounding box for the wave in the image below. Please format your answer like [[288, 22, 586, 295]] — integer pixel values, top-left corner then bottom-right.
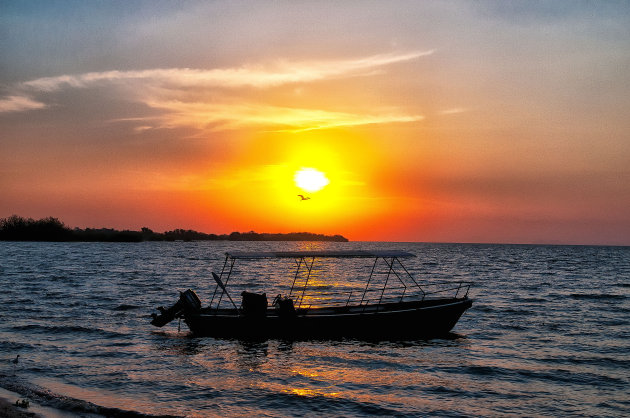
[[113, 304, 142, 311], [256, 386, 403, 416], [11, 324, 128, 339], [0, 375, 181, 418], [502, 307, 535, 315], [463, 365, 499, 376], [513, 296, 547, 303], [515, 369, 626, 388], [569, 293, 627, 301], [539, 355, 630, 369], [0, 340, 34, 352], [446, 362, 627, 388]]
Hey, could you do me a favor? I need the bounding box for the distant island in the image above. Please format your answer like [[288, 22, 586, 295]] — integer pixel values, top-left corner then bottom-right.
[[0, 215, 348, 242]]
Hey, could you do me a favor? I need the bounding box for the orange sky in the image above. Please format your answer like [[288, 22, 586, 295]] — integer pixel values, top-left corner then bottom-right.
[[1, 1, 629, 245]]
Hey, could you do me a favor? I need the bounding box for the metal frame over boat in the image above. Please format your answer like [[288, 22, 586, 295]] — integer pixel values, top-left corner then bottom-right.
[[150, 250, 473, 339]]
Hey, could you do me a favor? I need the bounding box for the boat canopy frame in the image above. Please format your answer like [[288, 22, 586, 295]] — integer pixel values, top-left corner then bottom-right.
[[209, 251, 470, 311]]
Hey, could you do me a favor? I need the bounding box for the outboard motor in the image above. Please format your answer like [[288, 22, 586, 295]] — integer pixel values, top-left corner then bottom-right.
[[151, 289, 201, 327], [180, 289, 202, 311]]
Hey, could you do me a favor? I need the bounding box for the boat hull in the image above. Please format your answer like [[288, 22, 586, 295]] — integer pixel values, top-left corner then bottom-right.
[[184, 297, 473, 340]]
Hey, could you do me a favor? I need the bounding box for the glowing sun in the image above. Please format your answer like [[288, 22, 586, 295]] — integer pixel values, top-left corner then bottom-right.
[[294, 168, 329, 192]]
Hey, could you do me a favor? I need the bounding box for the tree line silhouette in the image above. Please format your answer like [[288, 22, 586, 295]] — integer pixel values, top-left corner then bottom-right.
[[0, 215, 348, 242]]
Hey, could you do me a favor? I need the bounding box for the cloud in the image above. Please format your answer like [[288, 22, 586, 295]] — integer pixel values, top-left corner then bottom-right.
[[18, 51, 433, 93], [0, 95, 47, 113], [145, 100, 424, 132], [439, 107, 469, 115], [1, 51, 431, 130]]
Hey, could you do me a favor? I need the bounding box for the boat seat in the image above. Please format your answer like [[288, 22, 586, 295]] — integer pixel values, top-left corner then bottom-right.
[[241, 291, 267, 317], [273, 295, 296, 318]]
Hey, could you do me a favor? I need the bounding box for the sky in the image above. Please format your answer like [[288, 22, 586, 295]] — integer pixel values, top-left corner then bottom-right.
[[1, 1, 629, 245]]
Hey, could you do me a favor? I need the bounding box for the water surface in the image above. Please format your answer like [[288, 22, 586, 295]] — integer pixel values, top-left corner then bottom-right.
[[1, 242, 628, 416]]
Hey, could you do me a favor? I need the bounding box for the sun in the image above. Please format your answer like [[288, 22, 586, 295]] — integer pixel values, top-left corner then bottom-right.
[[294, 168, 329, 193]]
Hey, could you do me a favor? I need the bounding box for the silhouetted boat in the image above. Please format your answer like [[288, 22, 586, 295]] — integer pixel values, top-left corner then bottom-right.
[[150, 251, 473, 339]]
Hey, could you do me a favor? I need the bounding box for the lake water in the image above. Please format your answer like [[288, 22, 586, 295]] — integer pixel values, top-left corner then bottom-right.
[[1, 241, 629, 417]]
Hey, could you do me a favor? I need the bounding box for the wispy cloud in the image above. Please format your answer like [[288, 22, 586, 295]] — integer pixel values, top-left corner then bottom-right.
[[0, 95, 47, 113], [18, 51, 433, 93], [439, 107, 469, 115], [145, 100, 424, 132], [1, 51, 431, 131]]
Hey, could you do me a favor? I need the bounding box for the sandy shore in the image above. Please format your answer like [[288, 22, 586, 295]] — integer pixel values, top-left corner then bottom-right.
[[0, 386, 80, 418], [0, 395, 40, 418]]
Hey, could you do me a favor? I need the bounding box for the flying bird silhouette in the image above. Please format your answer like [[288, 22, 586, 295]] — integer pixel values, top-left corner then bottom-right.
[[297, 195, 311, 200]]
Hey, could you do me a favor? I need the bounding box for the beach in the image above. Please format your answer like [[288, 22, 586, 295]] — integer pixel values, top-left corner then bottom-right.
[[0, 385, 86, 418], [0, 388, 39, 418], [0, 398, 37, 418]]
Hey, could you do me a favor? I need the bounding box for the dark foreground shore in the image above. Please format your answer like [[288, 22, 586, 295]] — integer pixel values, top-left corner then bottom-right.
[[0, 386, 77, 418], [0, 395, 40, 418], [0, 381, 181, 417]]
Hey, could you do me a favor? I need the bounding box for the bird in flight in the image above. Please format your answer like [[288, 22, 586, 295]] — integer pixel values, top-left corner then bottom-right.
[[297, 194, 311, 201]]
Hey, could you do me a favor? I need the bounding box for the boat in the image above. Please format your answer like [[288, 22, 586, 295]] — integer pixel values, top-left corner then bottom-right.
[[150, 250, 473, 339]]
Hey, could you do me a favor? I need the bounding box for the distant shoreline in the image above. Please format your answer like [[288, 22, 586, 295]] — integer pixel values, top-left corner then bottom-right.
[[0, 215, 349, 243]]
